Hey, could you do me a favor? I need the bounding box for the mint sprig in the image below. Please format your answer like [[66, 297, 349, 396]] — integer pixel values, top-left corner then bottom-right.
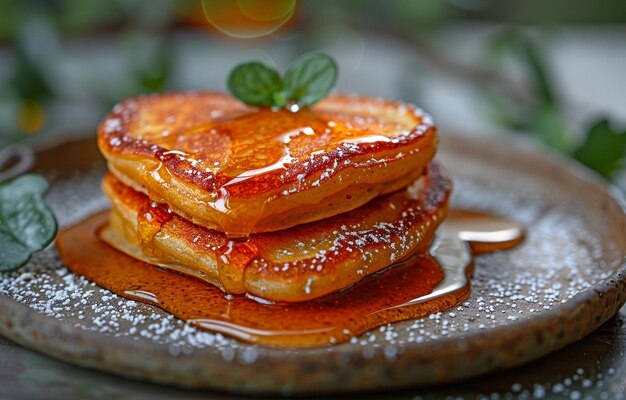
[[0, 174, 58, 272], [227, 52, 338, 109], [228, 62, 284, 107]]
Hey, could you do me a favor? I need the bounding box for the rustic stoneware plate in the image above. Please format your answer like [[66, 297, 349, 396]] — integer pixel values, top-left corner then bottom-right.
[[0, 134, 625, 395]]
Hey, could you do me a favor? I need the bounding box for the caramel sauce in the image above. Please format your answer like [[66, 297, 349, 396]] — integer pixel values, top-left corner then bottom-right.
[[137, 200, 172, 258], [57, 210, 523, 347], [215, 239, 257, 294], [444, 210, 525, 254]]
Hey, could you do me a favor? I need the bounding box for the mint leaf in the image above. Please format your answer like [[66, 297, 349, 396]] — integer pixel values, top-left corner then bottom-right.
[[226, 53, 338, 109], [573, 119, 626, 180], [283, 53, 337, 106], [0, 174, 57, 271], [227, 62, 284, 107]]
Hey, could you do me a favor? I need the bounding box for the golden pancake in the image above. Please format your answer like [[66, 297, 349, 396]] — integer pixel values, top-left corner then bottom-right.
[[100, 163, 451, 302], [98, 92, 437, 236]]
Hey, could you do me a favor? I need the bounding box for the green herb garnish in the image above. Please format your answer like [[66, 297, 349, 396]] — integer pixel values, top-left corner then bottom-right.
[[227, 52, 338, 109], [0, 174, 57, 272], [573, 120, 626, 180]]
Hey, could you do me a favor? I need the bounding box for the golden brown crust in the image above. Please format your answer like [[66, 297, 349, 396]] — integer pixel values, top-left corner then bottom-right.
[[98, 92, 437, 235], [101, 163, 451, 302]]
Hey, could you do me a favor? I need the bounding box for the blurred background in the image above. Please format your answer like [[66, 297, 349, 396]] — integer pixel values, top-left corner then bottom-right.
[[1, 0, 626, 184]]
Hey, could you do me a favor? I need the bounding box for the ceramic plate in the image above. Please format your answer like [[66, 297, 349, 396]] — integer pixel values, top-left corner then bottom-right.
[[0, 134, 624, 395]]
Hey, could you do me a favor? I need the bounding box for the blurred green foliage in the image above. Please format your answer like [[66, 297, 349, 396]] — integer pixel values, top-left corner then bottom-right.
[[0, 0, 176, 148], [481, 27, 626, 180], [574, 121, 626, 180], [0, 0, 625, 180]]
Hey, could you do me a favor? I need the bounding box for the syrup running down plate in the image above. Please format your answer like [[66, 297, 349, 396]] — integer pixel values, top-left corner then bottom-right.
[[0, 133, 625, 394]]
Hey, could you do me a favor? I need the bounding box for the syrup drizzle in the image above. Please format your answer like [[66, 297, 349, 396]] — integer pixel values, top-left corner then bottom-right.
[[56, 210, 524, 347], [159, 112, 402, 237], [199, 111, 415, 237]]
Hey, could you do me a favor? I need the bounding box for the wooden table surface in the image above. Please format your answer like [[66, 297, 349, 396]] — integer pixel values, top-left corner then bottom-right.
[[0, 306, 624, 400]]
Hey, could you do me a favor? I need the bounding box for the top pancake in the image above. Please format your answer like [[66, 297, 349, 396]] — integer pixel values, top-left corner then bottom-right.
[[98, 92, 437, 236]]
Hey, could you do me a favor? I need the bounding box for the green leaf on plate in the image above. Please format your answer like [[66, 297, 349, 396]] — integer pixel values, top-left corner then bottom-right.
[[0, 174, 58, 272], [227, 62, 284, 107], [283, 52, 338, 107], [573, 119, 626, 180]]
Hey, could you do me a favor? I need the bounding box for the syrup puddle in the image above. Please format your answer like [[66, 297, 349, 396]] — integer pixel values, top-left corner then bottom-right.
[[397, 232, 472, 307], [123, 290, 160, 304], [57, 210, 524, 347]]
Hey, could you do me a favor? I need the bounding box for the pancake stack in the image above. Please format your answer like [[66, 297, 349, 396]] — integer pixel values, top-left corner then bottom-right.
[[97, 92, 451, 302]]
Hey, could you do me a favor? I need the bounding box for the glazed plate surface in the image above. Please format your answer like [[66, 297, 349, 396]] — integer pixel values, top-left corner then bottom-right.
[[0, 134, 625, 395]]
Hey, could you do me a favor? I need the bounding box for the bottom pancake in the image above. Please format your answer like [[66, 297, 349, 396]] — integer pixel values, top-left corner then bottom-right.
[[101, 163, 451, 302]]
